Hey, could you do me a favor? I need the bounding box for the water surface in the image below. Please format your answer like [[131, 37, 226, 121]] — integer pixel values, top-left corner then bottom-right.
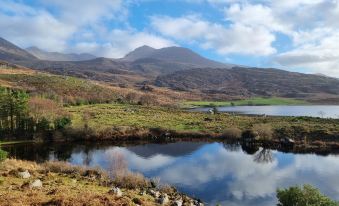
[[190, 105, 339, 118], [3, 141, 339, 205]]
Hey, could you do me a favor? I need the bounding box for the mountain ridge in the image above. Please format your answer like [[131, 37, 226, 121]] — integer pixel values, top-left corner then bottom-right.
[[0, 37, 38, 61], [26, 46, 97, 61], [1, 37, 339, 102]]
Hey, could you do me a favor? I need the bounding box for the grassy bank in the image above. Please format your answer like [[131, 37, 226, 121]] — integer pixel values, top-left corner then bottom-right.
[[184, 97, 308, 107], [0, 140, 34, 146], [65, 104, 339, 147], [0, 159, 197, 206]]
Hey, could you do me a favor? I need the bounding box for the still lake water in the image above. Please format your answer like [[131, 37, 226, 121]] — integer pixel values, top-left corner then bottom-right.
[[190, 105, 339, 118], [3, 141, 339, 205]]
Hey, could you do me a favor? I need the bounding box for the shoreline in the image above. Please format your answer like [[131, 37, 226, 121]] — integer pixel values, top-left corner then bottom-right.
[[0, 159, 201, 206]]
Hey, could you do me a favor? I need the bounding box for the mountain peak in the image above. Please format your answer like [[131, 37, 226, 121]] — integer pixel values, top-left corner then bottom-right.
[[124, 45, 156, 61], [124, 45, 230, 68]]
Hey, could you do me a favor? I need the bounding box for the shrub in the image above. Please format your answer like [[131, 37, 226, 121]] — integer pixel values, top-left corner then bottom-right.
[[242, 129, 256, 140], [252, 124, 273, 141], [223, 128, 242, 139], [54, 117, 72, 130], [277, 184, 338, 206], [108, 151, 149, 189], [0, 148, 7, 162]]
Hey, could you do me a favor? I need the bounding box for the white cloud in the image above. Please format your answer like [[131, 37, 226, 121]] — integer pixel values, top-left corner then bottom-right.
[[151, 15, 276, 56], [275, 31, 339, 77], [0, 1, 75, 51], [0, 0, 174, 57], [41, 0, 126, 25], [73, 29, 175, 58]]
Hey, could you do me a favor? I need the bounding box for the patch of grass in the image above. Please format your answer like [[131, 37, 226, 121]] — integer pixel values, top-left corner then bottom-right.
[[66, 103, 339, 142], [0, 140, 34, 146], [185, 97, 309, 107]]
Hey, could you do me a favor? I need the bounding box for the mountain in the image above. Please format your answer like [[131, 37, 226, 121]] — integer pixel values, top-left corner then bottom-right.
[[154, 67, 339, 99], [1, 37, 339, 102], [124, 46, 232, 68], [124, 45, 157, 61], [26, 47, 96, 61], [0, 37, 37, 61]]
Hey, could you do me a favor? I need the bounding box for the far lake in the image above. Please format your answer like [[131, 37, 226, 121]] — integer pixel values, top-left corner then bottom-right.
[[190, 105, 339, 118], [3, 141, 339, 206]]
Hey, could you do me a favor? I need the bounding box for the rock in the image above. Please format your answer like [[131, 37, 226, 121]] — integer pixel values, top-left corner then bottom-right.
[[173, 199, 183, 206], [158, 194, 169, 205], [149, 189, 160, 198], [109, 187, 123, 197], [192, 200, 204, 206], [30, 179, 42, 189], [139, 190, 146, 196], [18, 170, 30, 179]]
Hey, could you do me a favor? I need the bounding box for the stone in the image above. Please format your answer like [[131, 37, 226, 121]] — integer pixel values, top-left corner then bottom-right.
[[158, 194, 169, 205], [139, 190, 146, 196], [18, 170, 30, 179], [30, 179, 42, 189], [149, 189, 160, 198], [110, 187, 123, 197], [173, 199, 183, 206]]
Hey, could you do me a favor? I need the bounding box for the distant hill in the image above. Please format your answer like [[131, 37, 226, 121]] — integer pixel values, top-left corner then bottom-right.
[[26, 47, 96, 61], [124, 45, 231, 68], [155, 67, 339, 99], [0, 37, 38, 61]]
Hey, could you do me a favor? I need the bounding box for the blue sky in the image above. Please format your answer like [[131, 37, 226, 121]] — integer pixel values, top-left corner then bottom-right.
[[1, 0, 339, 77]]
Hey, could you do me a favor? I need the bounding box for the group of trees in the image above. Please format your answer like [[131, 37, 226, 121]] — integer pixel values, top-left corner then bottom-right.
[[0, 88, 71, 139]]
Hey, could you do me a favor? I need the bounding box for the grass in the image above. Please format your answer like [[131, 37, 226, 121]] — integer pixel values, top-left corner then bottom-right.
[[184, 97, 309, 107], [0, 140, 34, 146], [67, 103, 339, 142], [0, 159, 158, 206]]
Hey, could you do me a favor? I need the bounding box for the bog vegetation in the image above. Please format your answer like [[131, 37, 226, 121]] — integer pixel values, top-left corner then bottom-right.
[[277, 185, 338, 206]]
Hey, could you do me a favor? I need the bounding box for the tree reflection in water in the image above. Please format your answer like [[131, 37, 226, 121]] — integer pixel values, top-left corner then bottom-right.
[[253, 148, 274, 164], [222, 142, 241, 152]]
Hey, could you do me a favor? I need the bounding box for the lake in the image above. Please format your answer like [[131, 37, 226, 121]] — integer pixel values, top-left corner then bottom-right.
[[190, 105, 339, 118], [3, 141, 339, 206]]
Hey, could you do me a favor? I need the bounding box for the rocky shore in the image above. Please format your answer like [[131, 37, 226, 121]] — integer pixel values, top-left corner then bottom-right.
[[0, 159, 202, 206]]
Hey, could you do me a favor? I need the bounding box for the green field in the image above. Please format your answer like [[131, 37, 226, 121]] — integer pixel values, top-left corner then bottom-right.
[[185, 97, 309, 107], [68, 103, 338, 136]]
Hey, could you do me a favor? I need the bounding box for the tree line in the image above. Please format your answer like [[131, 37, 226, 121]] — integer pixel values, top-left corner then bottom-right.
[[0, 88, 71, 140]]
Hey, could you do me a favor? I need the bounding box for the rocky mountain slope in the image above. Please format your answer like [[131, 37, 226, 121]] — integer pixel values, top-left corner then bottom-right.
[[155, 67, 339, 99]]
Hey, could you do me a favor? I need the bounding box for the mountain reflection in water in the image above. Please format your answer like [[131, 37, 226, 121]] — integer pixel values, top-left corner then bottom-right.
[[4, 141, 339, 205]]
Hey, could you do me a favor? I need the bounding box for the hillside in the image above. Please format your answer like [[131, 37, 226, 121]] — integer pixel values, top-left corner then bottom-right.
[[26, 47, 96, 61], [154, 67, 339, 100], [0, 38, 37, 61], [1, 37, 339, 102], [0, 61, 118, 105]]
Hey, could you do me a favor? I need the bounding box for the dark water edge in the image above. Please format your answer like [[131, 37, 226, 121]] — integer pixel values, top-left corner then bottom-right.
[[3, 140, 339, 205]]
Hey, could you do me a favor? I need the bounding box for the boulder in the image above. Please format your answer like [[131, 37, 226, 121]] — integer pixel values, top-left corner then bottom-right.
[[30, 179, 42, 189], [158, 194, 169, 205], [173, 199, 183, 206], [149, 189, 160, 198], [18, 170, 30, 179], [109, 187, 123, 197]]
